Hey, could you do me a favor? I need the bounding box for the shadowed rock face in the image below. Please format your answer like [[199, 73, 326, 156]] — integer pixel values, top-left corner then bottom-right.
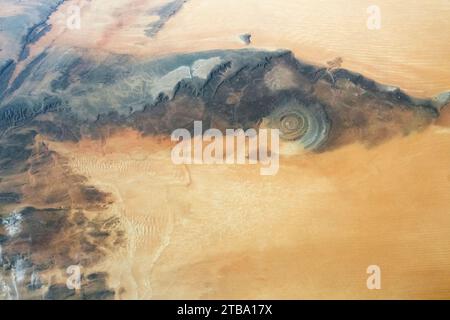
[[0, 47, 448, 299]]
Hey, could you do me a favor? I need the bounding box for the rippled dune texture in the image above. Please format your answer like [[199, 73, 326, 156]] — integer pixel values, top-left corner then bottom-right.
[[45, 123, 450, 300]]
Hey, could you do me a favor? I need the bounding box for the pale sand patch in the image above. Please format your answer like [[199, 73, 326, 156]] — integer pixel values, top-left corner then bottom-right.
[[47, 126, 450, 299], [1, 7, 25, 17], [11, 0, 450, 97], [152, 0, 450, 97]]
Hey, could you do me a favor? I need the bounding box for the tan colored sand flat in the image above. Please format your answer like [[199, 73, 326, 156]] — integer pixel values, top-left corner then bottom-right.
[[47, 124, 450, 299], [11, 0, 450, 97]]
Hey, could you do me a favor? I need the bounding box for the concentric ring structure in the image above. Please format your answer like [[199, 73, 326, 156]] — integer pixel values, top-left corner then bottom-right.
[[266, 100, 330, 150]]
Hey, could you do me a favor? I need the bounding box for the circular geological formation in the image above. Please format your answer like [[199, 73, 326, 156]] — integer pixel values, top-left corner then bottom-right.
[[265, 101, 330, 150]]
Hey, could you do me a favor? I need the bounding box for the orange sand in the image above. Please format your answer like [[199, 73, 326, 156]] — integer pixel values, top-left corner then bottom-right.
[[47, 124, 450, 299], [10, 0, 450, 97]]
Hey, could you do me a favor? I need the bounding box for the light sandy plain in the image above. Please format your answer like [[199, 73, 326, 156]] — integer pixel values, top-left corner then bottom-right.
[[49, 120, 450, 299], [13, 0, 450, 97]]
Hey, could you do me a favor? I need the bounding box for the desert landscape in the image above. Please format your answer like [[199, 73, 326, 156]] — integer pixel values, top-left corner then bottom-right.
[[1, 0, 450, 300]]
